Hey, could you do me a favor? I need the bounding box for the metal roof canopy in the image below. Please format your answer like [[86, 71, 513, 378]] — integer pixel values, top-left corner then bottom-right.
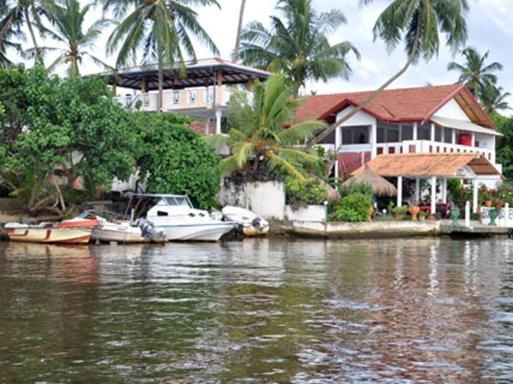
[[431, 116, 503, 136], [101, 58, 271, 91]]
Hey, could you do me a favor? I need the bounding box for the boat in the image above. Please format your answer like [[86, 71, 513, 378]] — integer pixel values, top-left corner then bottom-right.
[[127, 194, 235, 242], [221, 206, 270, 237], [92, 217, 167, 244], [4, 222, 92, 244]]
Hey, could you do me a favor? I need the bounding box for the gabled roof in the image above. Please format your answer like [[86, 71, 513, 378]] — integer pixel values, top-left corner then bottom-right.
[[296, 84, 495, 129], [353, 153, 500, 178]]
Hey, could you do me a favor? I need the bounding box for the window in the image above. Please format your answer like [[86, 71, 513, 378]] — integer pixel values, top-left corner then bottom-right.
[[435, 126, 442, 142], [206, 87, 214, 102], [173, 91, 180, 105], [387, 125, 399, 142], [342, 126, 369, 144], [401, 124, 413, 140], [444, 128, 453, 143], [417, 123, 431, 140], [189, 90, 197, 104]]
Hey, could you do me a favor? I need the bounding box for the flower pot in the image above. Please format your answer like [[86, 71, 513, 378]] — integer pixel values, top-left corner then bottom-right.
[[367, 206, 374, 222], [489, 209, 498, 226], [450, 207, 460, 225], [409, 205, 420, 221]]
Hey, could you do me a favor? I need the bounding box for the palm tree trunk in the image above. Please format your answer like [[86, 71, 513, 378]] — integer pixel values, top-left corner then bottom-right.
[[232, 0, 247, 62], [157, 54, 163, 113], [70, 55, 79, 77], [308, 19, 422, 148], [24, 8, 40, 57]]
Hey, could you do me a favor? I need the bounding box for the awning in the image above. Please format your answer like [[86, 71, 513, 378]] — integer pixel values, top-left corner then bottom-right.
[[431, 116, 502, 136], [353, 153, 501, 178]]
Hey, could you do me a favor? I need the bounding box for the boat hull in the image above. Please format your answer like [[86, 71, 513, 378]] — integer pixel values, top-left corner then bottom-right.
[[5, 226, 92, 244], [158, 222, 234, 241]]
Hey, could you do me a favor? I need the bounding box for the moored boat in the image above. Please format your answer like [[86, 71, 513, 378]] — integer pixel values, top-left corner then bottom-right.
[[128, 194, 235, 242], [4, 223, 92, 244], [221, 206, 270, 237], [92, 217, 167, 244]]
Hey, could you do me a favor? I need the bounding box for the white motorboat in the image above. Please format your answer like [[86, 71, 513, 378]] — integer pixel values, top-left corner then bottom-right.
[[221, 206, 269, 237], [92, 217, 167, 244], [129, 194, 235, 242]]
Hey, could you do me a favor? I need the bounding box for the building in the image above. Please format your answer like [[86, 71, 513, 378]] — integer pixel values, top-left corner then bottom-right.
[[296, 84, 503, 214], [102, 57, 270, 135]]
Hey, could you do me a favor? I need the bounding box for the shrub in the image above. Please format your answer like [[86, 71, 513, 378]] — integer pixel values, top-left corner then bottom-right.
[[391, 205, 409, 220], [285, 178, 326, 210], [340, 182, 373, 197], [329, 192, 372, 222]]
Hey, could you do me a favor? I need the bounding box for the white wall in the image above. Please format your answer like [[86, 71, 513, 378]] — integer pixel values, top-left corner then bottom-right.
[[434, 99, 471, 121], [336, 105, 376, 127], [285, 205, 326, 222]]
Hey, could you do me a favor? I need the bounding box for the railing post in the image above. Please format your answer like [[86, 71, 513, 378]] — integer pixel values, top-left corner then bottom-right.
[[506, 203, 510, 227], [465, 201, 470, 227]]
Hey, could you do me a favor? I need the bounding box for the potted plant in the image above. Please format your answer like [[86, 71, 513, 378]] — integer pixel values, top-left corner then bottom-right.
[[483, 190, 493, 207], [408, 198, 421, 221], [418, 211, 428, 222], [391, 205, 409, 220], [450, 204, 460, 225], [489, 208, 499, 226]]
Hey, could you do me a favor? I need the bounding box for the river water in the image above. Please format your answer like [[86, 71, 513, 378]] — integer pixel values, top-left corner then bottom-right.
[[0, 238, 512, 383]]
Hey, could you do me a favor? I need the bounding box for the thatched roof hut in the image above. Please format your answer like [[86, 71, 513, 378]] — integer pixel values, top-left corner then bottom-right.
[[342, 165, 397, 197]]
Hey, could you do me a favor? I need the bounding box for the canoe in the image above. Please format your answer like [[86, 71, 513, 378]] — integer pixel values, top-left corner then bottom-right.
[[4, 223, 92, 244]]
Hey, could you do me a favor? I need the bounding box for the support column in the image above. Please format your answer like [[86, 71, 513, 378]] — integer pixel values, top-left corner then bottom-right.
[[413, 122, 418, 141], [430, 176, 437, 214], [204, 118, 210, 134], [370, 122, 377, 159], [415, 178, 421, 203], [452, 129, 456, 145], [430, 123, 435, 142], [215, 110, 222, 135], [335, 126, 341, 179], [442, 178, 448, 204], [471, 132, 476, 147], [397, 176, 403, 207], [473, 178, 479, 214]]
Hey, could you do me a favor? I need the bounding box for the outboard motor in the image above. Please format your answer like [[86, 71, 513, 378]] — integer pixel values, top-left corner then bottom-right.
[[139, 219, 166, 241]]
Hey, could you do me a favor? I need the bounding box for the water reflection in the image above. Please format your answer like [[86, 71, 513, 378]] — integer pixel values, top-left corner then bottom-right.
[[0, 238, 512, 382]]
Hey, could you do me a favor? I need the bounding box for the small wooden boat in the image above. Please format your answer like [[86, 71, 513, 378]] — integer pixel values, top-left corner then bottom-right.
[[92, 217, 167, 244], [4, 223, 92, 244]]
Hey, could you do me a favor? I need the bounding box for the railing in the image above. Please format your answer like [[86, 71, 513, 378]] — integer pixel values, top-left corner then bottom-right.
[[336, 140, 495, 163]]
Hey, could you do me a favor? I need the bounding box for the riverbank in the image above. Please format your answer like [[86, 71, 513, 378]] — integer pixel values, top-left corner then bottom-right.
[[273, 220, 513, 239]]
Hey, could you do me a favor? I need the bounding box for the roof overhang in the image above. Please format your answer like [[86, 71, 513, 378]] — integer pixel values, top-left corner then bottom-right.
[[97, 58, 271, 91], [353, 153, 502, 178], [431, 116, 502, 136]]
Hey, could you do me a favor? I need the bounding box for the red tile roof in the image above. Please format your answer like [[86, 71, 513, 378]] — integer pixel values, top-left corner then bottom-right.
[[295, 84, 495, 129]]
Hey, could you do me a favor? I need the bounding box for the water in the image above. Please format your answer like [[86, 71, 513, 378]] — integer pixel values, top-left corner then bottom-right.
[[0, 238, 513, 383]]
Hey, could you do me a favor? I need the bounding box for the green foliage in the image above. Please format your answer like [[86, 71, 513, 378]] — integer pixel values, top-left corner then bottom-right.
[[285, 177, 326, 209], [136, 113, 221, 209], [240, 0, 359, 96], [329, 192, 372, 222], [496, 184, 513, 206], [205, 74, 325, 182], [391, 205, 409, 219], [494, 113, 513, 178], [340, 182, 373, 197]]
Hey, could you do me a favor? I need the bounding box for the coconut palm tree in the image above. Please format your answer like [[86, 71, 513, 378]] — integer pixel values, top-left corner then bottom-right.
[[481, 84, 510, 114], [106, 0, 220, 112], [239, 0, 359, 97], [0, 2, 22, 66], [206, 74, 326, 181], [31, 0, 109, 76], [448, 47, 503, 98], [310, 0, 469, 147], [0, 0, 50, 58], [232, 0, 246, 62]]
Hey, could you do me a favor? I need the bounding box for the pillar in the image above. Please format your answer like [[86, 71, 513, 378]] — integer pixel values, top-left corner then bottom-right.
[[335, 126, 341, 179], [471, 132, 476, 147], [397, 176, 403, 207], [472, 179, 479, 214], [506, 203, 510, 227], [415, 177, 420, 203], [370, 122, 377, 159], [204, 118, 210, 135], [430, 176, 437, 214], [452, 129, 456, 145], [465, 201, 471, 227], [413, 122, 418, 141], [442, 178, 448, 204], [430, 123, 435, 142], [215, 110, 222, 135]]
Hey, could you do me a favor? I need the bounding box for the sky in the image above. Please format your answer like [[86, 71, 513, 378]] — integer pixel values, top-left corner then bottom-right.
[[33, 0, 513, 111]]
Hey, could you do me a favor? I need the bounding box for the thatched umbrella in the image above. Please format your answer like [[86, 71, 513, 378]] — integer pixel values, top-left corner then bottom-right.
[[342, 164, 397, 197]]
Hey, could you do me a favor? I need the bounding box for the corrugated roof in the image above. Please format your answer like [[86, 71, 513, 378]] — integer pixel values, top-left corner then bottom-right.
[[296, 84, 495, 129], [353, 153, 500, 178]]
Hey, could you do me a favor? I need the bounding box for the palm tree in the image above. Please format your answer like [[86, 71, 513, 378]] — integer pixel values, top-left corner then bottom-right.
[[481, 84, 510, 114], [239, 0, 359, 97], [310, 0, 469, 147], [0, 1, 22, 66], [206, 74, 326, 181], [232, 0, 246, 62], [448, 47, 503, 98], [106, 0, 220, 112], [34, 0, 109, 77], [0, 0, 50, 58]]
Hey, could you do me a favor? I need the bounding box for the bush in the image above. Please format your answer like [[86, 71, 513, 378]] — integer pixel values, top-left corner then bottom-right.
[[329, 192, 372, 222], [340, 182, 373, 197], [285, 178, 326, 210], [391, 205, 409, 219], [496, 184, 513, 205]]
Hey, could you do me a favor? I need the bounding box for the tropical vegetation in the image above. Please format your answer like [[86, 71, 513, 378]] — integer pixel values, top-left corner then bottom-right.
[[206, 74, 325, 181], [239, 0, 359, 96]]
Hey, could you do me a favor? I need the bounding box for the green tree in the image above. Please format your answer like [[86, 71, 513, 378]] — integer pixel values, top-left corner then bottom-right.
[[447, 47, 503, 98], [136, 113, 221, 209], [35, 0, 110, 77], [106, 0, 220, 111], [1, 65, 140, 214], [494, 113, 513, 178], [206, 74, 325, 181], [481, 84, 510, 114], [232, 0, 246, 62], [310, 0, 469, 146], [240, 0, 359, 97]]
